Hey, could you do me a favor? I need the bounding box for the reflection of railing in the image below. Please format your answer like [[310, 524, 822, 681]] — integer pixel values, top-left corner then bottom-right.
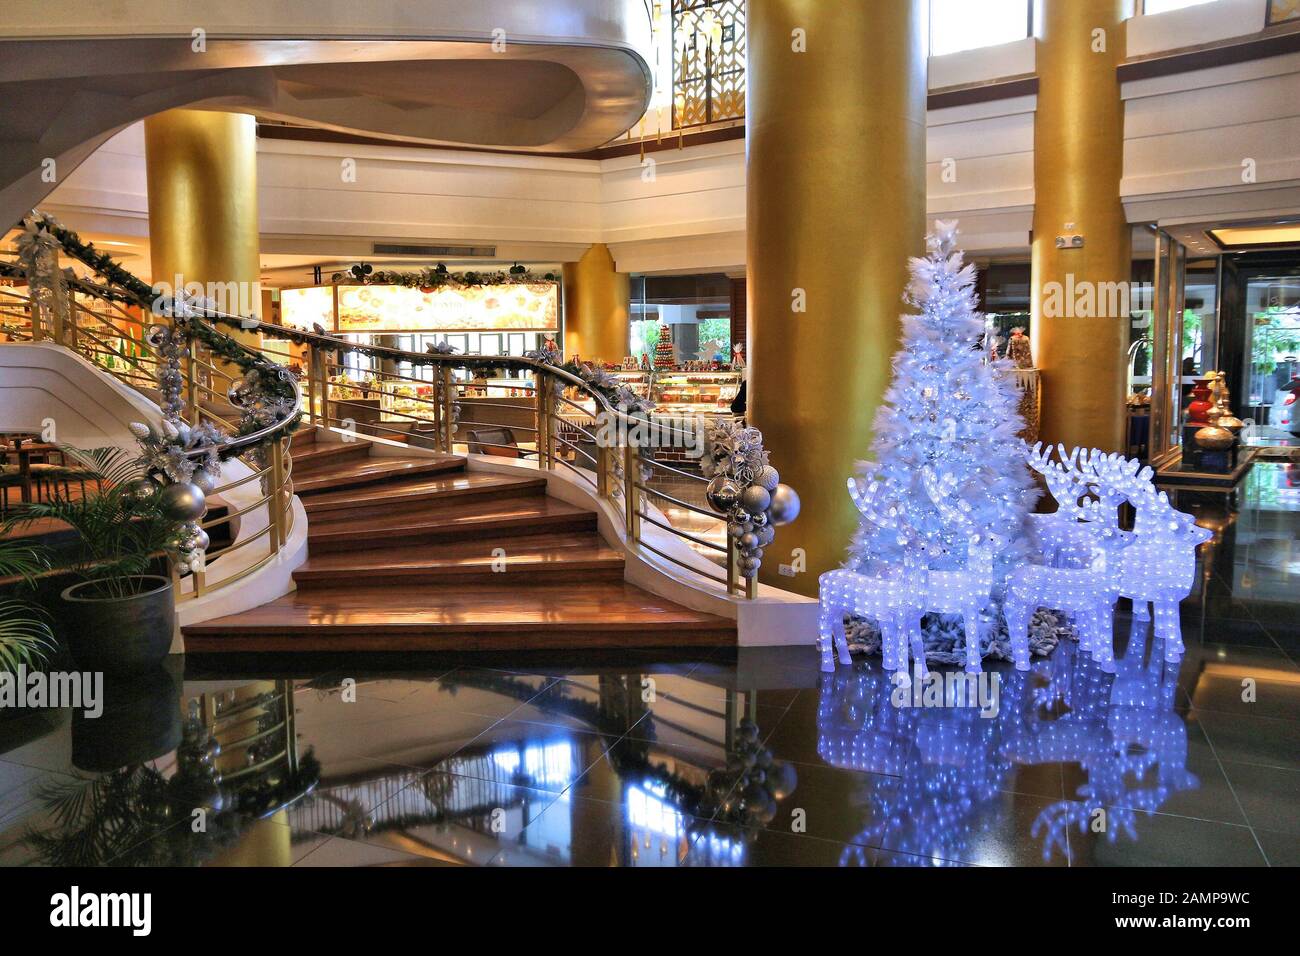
[[0, 255, 299, 604]]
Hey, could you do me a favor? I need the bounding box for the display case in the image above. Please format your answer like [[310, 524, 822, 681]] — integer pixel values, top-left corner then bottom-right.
[[610, 369, 652, 403], [649, 370, 741, 415]]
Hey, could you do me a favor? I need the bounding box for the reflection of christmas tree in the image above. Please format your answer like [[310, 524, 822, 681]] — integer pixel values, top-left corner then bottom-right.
[[817, 636, 1198, 866], [818, 668, 1024, 866], [654, 323, 676, 369]]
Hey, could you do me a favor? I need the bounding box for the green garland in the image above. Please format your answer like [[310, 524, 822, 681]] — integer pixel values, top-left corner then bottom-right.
[[258, 322, 650, 416], [332, 261, 559, 289], [23, 214, 299, 444], [22, 215, 637, 431]]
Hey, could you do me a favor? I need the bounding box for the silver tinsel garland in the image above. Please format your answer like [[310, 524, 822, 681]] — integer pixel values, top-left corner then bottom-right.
[[844, 606, 1072, 665]]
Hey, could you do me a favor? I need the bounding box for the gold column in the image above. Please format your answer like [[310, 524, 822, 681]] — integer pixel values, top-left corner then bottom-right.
[[144, 109, 262, 360], [747, 0, 928, 595], [207, 810, 292, 867], [1031, 0, 1132, 453], [562, 243, 629, 363]]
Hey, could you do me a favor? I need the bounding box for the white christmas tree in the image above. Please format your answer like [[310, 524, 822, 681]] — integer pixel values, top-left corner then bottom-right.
[[845, 221, 1041, 657]]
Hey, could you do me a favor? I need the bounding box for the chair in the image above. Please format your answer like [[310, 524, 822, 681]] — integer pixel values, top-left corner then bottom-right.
[[465, 427, 521, 459], [0, 464, 26, 518]]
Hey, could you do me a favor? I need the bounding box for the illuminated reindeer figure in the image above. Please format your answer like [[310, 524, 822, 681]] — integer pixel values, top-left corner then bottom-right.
[[1005, 494, 1120, 673], [1078, 448, 1135, 552], [917, 469, 1003, 674], [1090, 454, 1212, 662], [817, 477, 927, 680], [1025, 442, 1103, 567]]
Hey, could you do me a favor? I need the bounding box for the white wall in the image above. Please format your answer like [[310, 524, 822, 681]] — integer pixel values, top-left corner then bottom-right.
[[38, 5, 1300, 272], [1121, 50, 1300, 224], [930, 37, 1036, 88], [1127, 0, 1270, 58]]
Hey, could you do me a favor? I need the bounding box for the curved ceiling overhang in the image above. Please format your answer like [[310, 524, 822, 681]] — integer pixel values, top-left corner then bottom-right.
[[0, 36, 651, 152], [0, 2, 652, 223]]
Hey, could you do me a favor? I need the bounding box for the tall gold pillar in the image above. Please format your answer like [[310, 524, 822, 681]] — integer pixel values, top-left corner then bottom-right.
[[562, 243, 629, 363], [747, 0, 927, 595], [144, 110, 261, 354], [1031, 0, 1131, 453]]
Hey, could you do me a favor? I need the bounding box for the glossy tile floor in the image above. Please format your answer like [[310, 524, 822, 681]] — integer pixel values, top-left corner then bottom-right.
[[1, 464, 1297, 867]]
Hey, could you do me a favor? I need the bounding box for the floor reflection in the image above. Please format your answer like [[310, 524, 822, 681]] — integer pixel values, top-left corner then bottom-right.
[[819, 633, 1197, 866], [1, 463, 1297, 867]]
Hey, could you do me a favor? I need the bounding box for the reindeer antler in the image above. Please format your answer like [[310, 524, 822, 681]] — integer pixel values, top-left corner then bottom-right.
[[921, 467, 973, 530], [848, 477, 900, 529], [1026, 443, 1095, 516]]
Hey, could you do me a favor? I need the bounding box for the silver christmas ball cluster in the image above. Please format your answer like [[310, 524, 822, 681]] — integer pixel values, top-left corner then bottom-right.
[[145, 323, 189, 420], [702, 421, 800, 578], [701, 718, 797, 826], [228, 367, 297, 430]]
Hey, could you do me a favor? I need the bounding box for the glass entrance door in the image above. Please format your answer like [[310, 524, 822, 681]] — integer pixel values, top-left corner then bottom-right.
[[1240, 273, 1300, 448]]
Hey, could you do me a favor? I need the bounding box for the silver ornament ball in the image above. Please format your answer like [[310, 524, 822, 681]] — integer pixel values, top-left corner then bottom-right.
[[127, 477, 160, 502], [191, 467, 218, 495], [705, 475, 742, 513], [740, 485, 771, 514], [160, 481, 207, 522], [754, 465, 780, 492], [768, 483, 801, 526]]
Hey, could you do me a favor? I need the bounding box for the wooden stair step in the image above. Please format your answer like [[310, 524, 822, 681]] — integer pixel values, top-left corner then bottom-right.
[[289, 426, 321, 448], [290, 440, 374, 469], [301, 472, 546, 517], [306, 495, 595, 551], [181, 582, 735, 652], [293, 532, 624, 587], [292, 455, 464, 495]]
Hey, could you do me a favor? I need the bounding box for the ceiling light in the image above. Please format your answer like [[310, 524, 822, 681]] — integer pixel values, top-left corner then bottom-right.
[[1208, 223, 1300, 249]]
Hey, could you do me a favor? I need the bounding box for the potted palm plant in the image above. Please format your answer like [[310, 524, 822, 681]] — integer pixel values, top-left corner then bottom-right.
[[0, 536, 55, 684], [9, 446, 177, 672], [0, 537, 59, 752]]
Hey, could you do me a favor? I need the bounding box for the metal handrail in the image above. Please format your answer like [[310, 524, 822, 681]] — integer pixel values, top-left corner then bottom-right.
[[0, 261, 302, 604], [3, 235, 761, 599], [267, 321, 753, 595]]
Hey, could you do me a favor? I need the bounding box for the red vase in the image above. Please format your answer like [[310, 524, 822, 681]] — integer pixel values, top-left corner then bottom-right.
[[1187, 378, 1213, 425]]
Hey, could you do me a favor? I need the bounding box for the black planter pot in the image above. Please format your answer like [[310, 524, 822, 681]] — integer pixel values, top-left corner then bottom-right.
[[58, 575, 175, 673]]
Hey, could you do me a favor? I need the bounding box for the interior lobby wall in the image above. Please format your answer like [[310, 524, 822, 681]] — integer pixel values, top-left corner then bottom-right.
[[37, 23, 1300, 277]]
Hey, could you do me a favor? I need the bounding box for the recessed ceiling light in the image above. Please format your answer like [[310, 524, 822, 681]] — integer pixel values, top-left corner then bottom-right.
[[1208, 223, 1300, 248]]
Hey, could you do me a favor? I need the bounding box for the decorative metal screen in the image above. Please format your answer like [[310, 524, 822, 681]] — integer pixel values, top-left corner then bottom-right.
[[671, 0, 746, 129], [1267, 0, 1300, 25]]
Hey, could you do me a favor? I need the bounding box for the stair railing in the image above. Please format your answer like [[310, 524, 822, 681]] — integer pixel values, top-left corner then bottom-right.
[[1, 230, 301, 604], [3, 214, 782, 600], [269, 325, 761, 597]]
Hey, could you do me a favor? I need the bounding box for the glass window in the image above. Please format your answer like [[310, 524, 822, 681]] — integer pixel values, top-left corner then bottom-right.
[[979, 261, 1032, 352], [630, 273, 735, 365], [672, 0, 746, 129], [929, 0, 1031, 56], [1144, 0, 1218, 14]]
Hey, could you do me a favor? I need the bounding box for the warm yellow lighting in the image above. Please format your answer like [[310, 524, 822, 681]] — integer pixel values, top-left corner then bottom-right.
[[1208, 224, 1300, 248], [281, 287, 335, 331], [281, 283, 558, 333]]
